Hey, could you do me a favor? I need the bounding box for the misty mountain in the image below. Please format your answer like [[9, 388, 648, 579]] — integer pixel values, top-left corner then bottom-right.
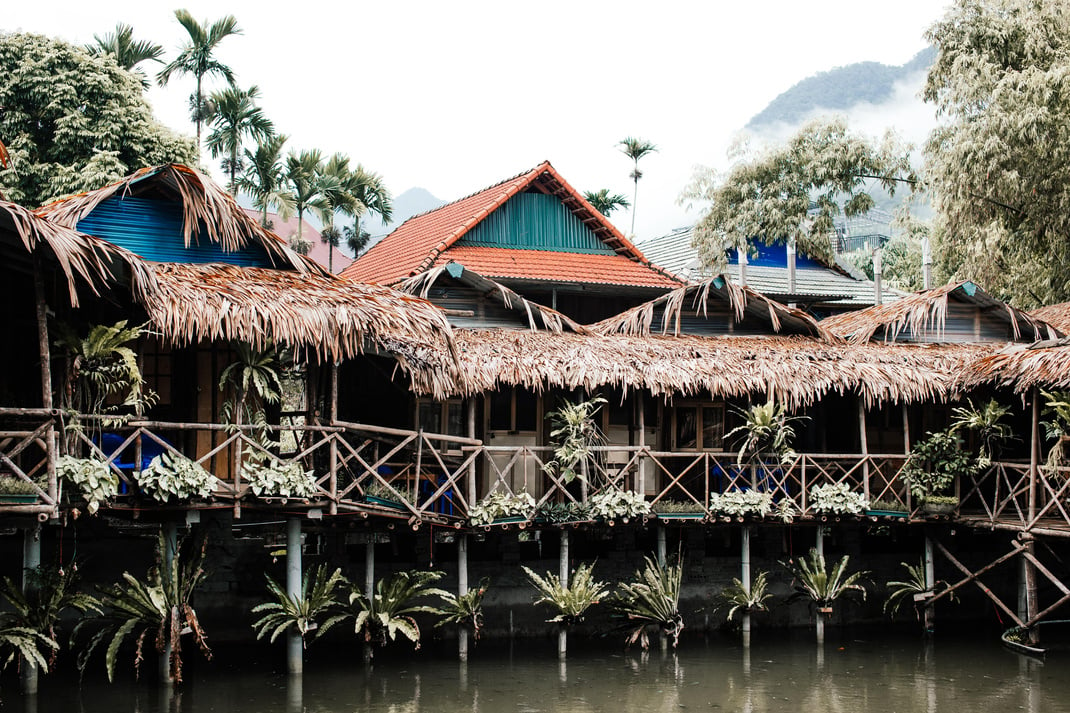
[[747, 46, 936, 130], [360, 186, 445, 240]]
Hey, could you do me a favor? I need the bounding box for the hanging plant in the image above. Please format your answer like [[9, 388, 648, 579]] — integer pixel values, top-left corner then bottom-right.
[[613, 555, 684, 649], [56, 455, 119, 514], [718, 571, 774, 622], [901, 430, 975, 501], [809, 483, 867, 515], [433, 578, 491, 640], [543, 395, 607, 483], [523, 562, 610, 627], [951, 398, 1015, 465], [219, 343, 286, 449], [138, 452, 215, 502], [726, 399, 808, 467]]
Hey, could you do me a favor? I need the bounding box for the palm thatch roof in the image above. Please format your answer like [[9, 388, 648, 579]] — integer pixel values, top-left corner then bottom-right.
[[957, 338, 1070, 393], [591, 276, 833, 341], [142, 263, 457, 385], [821, 281, 1057, 344], [399, 262, 588, 334], [411, 329, 989, 408], [36, 164, 318, 273], [0, 200, 156, 306], [1029, 302, 1070, 334]]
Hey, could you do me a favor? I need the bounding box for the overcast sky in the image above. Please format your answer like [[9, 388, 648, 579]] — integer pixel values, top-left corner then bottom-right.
[[10, 1, 950, 240]]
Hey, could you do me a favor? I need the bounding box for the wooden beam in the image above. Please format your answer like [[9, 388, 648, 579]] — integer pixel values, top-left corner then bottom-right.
[[930, 539, 1025, 627]]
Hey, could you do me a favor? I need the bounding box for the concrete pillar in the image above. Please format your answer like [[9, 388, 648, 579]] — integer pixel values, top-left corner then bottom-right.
[[160, 522, 178, 685], [924, 535, 935, 633], [286, 518, 302, 674], [815, 527, 825, 645], [458, 535, 469, 661], [921, 237, 932, 290], [558, 531, 569, 659], [657, 526, 667, 568], [741, 526, 752, 639], [364, 540, 375, 664], [20, 526, 41, 695], [873, 247, 883, 306]]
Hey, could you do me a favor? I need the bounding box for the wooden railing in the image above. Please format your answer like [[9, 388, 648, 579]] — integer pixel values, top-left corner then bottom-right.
[[0, 407, 58, 515], [961, 461, 1070, 533]]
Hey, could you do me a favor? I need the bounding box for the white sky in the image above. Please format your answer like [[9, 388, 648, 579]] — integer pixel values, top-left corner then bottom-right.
[[9, 1, 950, 240]]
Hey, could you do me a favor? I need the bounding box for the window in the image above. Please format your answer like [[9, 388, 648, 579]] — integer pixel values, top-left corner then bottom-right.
[[671, 403, 725, 451], [487, 387, 539, 433], [417, 399, 465, 437], [140, 338, 172, 406]]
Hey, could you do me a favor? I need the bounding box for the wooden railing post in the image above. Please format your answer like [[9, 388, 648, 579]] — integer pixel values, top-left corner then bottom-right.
[[467, 400, 477, 508], [329, 363, 339, 515]]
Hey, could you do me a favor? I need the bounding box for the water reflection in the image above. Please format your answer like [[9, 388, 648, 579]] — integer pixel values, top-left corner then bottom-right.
[[15, 632, 1067, 713]]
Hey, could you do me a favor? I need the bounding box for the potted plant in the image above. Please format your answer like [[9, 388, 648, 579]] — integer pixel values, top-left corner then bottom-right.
[[709, 490, 773, 518], [361, 480, 410, 510], [332, 570, 448, 656], [243, 454, 317, 499], [809, 483, 867, 516], [468, 490, 537, 526], [613, 555, 684, 649], [883, 559, 956, 628], [56, 455, 119, 513], [782, 548, 868, 643], [726, 399, 807, 468], [0, 474, 44, 504], [433, 578, 490, 641], [252, 564, 346, 649], [867, 498, 909, 517], [523, 562, 610, 628], [542, 395, 607, 485], [137, 451, 216, 502], [901, 429, 974, 514], [653, 499, 707, 520], [588, 488, 651, 522], [718, 570, 774, 623], [951, 397, 1014, 466], [537, 501, 592, 524]]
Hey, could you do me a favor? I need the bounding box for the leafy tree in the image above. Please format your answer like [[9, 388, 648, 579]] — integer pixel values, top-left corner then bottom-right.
[[157, 10, 242, 153], [618, 137, 657, 235], [238, 134, 294, 227], [844, 234, 926, 292], [0, 33, 197, 206], [583, 188, 630, 217], [924, 0, 1070, 306], [343, 163, 393, 256], [205, 85, 274, 191], [85, 23, 164, 90], [681, 119, 915, 274], [344, 223, 373, 257]]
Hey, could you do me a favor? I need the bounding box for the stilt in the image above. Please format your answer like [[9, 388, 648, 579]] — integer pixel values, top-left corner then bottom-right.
[[558, 531, 569, 659], [815, 527, 825, 645], [458, 534, 469, 661], [286, 518, 302, 675], [741, 525, 752, 642], [20, 525, 41, 695], [364, 541, 375, 663], [160, 522, 178, 685], [924, 535, 935, 633], [1024, 390, 1041, 644], [287, 670, 303, 713], [1022, 534, 1040, 645], [657, 526, 667, 568]]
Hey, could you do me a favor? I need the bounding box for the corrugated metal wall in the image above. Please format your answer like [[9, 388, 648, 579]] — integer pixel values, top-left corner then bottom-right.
[[76, 196, 275, 267], [882, 303, 1015, 343], [459, 192, 613, 253]]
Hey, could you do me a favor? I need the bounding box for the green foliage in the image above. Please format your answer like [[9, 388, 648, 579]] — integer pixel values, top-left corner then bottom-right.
[[613, 555, 684, 649], [0, 624, 55, 680], [537, 501, 592, 523], [85, 23, 164, 89], [588, 489, 651, 520], [0, 563, 99, 672], [709, 490, 773, 517], [924, 0, 1070, 306], [219, 343, 285, 449], [808, 483, 867, 515], [75, 532, 210, 684], [725, 400, 807, 466], [543, 395, 607, 484], [522, 562, 610, 626], [883, 559, 955, 620], [433, 578, 490, 639], [55, 321, 157, 421], [1042, 389, 1070, 470], [238, 134, 294, 225], [243, 455, 316, 499], [251, 565, 345, 648], [468, 490, 536, 526], [844, 233, 927, 292], [718, 571, 773, 622], [56, 456, 119, 514], [332, 571, 447, 650], [952, 397, 1014, 463], [205, 85, 274, 190], [681, 118, 915, 274], [139, 452, 215, 502], [652, 499, 707, 514], [583, 189, 630, 217], [783, 548, 868, 609], [902, 430, 975, 499], [0, 33, 197, 206]]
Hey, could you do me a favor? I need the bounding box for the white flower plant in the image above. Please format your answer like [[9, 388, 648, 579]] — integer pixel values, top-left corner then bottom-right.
[[56, 455, 118, 514], [808, 482, 867, 515], [138, 451, 215, 502], [469, 489, 537, 526], [588, 489, 651, 520], [709, 490, 774, 517], [242, 453, 317, 499]]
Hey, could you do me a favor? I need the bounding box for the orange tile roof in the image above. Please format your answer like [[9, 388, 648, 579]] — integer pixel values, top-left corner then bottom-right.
[[341, 161, 667, 287], [435, 247, 680, 288]]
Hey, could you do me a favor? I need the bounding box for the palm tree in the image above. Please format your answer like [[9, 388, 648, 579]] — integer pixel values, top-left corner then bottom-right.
[[317, 154, 361, 272], [284, 149, 332, 255], [85, 23, 164, 89], [157, 10, 242, 153], [618, 137, 658, 235], [340, 163, 392, 263], [238, 134, 294, 228], [205, 85, 274, 191], [583, 189, 630, 217]]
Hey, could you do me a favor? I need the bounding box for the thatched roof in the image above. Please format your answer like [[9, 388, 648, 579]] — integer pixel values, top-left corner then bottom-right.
[[957, 338, 1070, 394], [411, 329, 989, 408], [821, 281, 1057, 344], [141, 263, 457, 383], [36, 164, 318, 274], [1029, 302, 1070, 334], [591, 276, 833, 341], [398, 262, 588, 334], [0, 200, 156, 306]]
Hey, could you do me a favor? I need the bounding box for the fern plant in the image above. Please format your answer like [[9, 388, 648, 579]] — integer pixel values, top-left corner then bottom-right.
[[55, 320, 157, 419], [726, 399, 807, 467], [74, 532, 210, 683], [783, 548, 868, 610], [56, 456, 119, 514], [251, 565, 345, 648], [522, 562, 610, 626], [330, 570, 447, 650], [543, 395, 607, 483], [0, 563, 99, 671], [613, 555, 684, 649], [952, 398, 1014, 464], [718, 571, 773, 622], [433, 578, 490, 640], [219, 343, 285, 449], [0, 623, 55, 681], [884, 559, 956, 620]]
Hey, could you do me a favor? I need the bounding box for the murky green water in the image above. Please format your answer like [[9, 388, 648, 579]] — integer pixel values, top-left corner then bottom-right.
[[13, 630, 1067, 713]]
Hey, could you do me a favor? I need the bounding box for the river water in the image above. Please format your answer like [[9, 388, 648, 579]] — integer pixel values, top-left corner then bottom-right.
[[15, 629, 1067, 713]]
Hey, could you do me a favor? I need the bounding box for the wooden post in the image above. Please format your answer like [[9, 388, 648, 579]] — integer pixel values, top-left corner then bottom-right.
[[32, 257, 57, 507], [286, 518, 303, 674], [458, 534, 469, 661], [741, 525, 752, 642], [637, 392, 646, 496], [160, 522, 178, 685], [329, 362, 339, 515], [364, 541, 375, 664], [467, 400, 477, 507], [20, 525, 41, 695], [924, 535, 935, 633], [558, 531, 569, 659], [858, 399, 870, 503], [1025, 390, 1041, 642]]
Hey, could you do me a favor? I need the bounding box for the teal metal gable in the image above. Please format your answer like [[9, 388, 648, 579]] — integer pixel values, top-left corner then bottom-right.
[[75, 196, 275, 267], [458, 192, 614, 254]]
